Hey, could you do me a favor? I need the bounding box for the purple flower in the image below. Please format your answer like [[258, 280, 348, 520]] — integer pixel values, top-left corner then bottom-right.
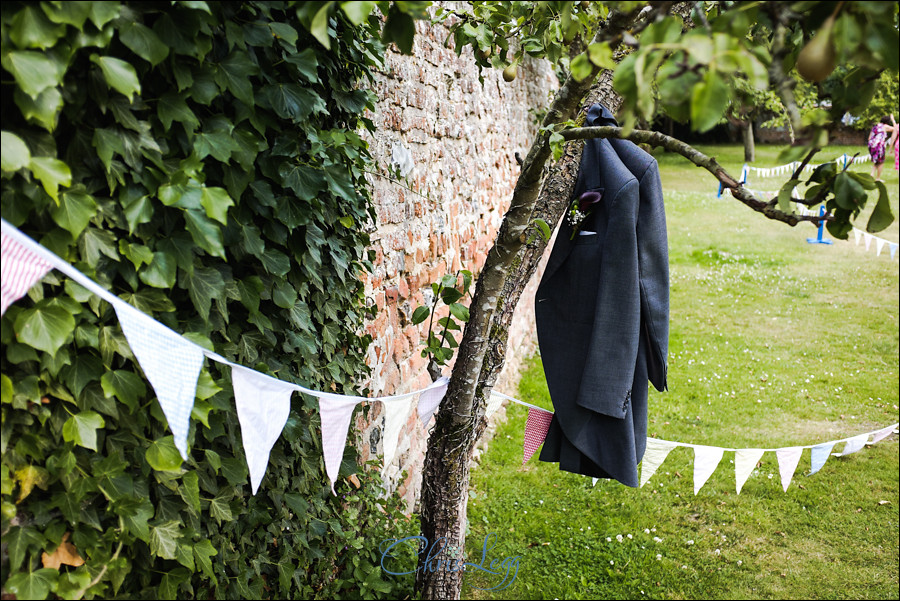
[[578, 190, 603, 212]]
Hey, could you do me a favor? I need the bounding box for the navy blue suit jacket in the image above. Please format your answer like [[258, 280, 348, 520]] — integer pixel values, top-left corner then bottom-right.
[[536, 104, 669, 487]]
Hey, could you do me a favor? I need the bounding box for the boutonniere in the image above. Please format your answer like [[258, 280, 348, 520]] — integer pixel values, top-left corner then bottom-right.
[[567, 190, 603, 239]]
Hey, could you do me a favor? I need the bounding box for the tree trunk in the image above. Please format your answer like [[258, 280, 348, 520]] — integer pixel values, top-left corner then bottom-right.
[[742, 120, 755, 163], [414, 44, 628, 601]]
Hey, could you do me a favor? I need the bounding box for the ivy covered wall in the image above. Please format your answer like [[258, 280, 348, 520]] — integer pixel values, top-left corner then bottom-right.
[[1, 2, 420, 598]]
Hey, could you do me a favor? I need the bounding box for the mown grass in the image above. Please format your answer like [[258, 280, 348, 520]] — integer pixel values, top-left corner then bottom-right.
[[460, 145, 899, 600]]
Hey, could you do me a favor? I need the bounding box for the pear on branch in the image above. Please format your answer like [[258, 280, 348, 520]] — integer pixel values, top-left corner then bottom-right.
[[796, 14, 837, 82]]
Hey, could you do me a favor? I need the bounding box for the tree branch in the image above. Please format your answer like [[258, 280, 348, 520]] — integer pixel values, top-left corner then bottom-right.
[[560, 125, 829, 226]]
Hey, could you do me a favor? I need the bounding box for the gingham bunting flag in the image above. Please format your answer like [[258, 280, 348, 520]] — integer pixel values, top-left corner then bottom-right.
[[522, 407, 553, 465], [809, 441, 836, 475], [113, 298, 205, 459], [417, 376, 449, 427], [317, 394, 361, 494], [693, 445, 724, 494], [838, 433, 869, 456], [232, 365, 295, 494], [381, 398, 415, 479], [640, 439, 677, 487], [776, 447, 803, 492], [1, 231, 53, 316], [734, 449, 765, 494]]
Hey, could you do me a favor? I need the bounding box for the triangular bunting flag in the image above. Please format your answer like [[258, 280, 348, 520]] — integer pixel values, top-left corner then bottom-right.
[[734, 449, 765, 494], [864, 233, 872, 250], [693, 446, 724, 494], [114, 299, 204, 459], [485, 392, 505, 419], [232, 365, 294, 494], [853, 229, 862, 245], [775, 447, 803, 492], [640, 439, 677, 487], [417, 376, 450, 427], [317, 394, 360, 494], [869, 425, 896, 445], [592, 477, 599, 486], [838, 433, 869, 456], [809, 441, 835, 475], [522, 407, 553, 466], [1, 231, 54, 316], [890, 243, 898, 260], [380, 398, 415, 479], [876, 238, 886, 256]]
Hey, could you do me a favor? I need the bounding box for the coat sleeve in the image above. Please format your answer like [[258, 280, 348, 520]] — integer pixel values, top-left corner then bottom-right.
[[636, 160, 669, 392], [575, 179, 641, 419]]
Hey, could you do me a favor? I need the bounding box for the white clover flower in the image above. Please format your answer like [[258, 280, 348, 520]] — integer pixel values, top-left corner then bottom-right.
[[607, 537, 612, 542], [610, 560, 615, 565], [653, 537, 662, 543], [737, 560, 743, 566], [656, 554, 662, 560], [644, 528, 651, 534], [714, 549, 721, 555], [616, 534, 624, 542], [687, 540, 694, 545]]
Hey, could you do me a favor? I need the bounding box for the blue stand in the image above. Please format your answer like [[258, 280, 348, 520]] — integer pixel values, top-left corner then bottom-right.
[[807, 206, 832, 245]]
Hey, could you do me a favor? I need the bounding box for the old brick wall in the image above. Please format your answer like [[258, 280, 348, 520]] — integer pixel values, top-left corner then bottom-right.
[[350, 16, 558, 511]]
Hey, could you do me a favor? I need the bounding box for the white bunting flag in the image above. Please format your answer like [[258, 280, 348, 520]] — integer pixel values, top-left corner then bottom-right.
[[890, 243, 898, 260], [381, 398, 415, 479], [640, 439, 677, 487], [734, 449, 765, 494], [876, 238, 886, 256], [485, 392, 505, 419], [838, 433, 869, 456], [232, 365, 294, 494], [417, 376, 450, 427], [869, 425, 896, 444], [592, 477, 599, 486], [809, 441, 835, 475], [317, 394, 360, 494], [693, 445, 724, 494], [853, 229, 862, 245], [776, 447, 803, 492], [114, 298, 204, 459], [1, 231, 53, 316], [864, 233, 872, 251]]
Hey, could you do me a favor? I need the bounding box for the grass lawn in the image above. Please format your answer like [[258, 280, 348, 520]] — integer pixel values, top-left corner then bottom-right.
[[460, 144, 899, 600]]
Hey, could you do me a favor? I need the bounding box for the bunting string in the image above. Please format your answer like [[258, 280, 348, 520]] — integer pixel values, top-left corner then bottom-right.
[[2, 219, 897, 497]]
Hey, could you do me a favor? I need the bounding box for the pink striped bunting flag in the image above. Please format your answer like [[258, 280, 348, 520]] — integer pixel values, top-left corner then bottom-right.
[[1, 231, 53, 315], [522, 407, 553, 466]]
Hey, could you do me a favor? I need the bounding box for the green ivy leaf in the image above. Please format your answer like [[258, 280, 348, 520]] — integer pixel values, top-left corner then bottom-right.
[[41, 1, 92, 28], [91, 55, 141, 101], [180, 471, 201, 515], [308, 1, 334, 49], [193, 539, 218, 579], [14, 302, 76, 355], [62, 410, 105, 451], [146, 436, 184, 472], [100, 370, 146, 412], [209, 491, 234, 523], [340, 1, 375, 25], [9, 5, 66, 49], [139, 251, 177, 288], [157, 93, 200, 132], [13, 87, 63, 132], [50, 188, 97, 237], [119, 22, 170, 66], [120, 497, 154, 542], [149, 520, 183, 560], [183, 209, 225, 258], [29, 156, 72, 202], [260, 83, 322, 122], [181, 265, 225, 321], [4, 568, 59, 601], [284, 48, 319, 82], [1, 131, 32, 172], [200, 187, 234, 225], [1, 51, 63, 99], [383, 5, 415, 54]]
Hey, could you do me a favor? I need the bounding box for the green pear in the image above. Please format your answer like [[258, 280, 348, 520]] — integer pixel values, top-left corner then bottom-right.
[[796, 14, 837, 82]]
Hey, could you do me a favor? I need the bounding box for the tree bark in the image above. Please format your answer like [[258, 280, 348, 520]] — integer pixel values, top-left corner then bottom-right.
[[742, 120, 756, 163], [413, 5, 654, 596]]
